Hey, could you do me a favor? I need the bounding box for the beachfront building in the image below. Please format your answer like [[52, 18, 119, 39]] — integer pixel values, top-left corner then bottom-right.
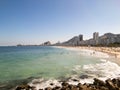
[[93, 32, 99, 45], [62, 34, 84, 46], [93, 32, 99, 40], [61, 32, 120, 46], [79, 34, 83, 41]]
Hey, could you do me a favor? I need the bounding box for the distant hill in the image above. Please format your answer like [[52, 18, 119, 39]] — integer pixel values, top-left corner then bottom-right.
[[98, 33, 120, 46], [59, 33, 120, 46], [62, 35, 83, 46], [43, 41, 51, 46]]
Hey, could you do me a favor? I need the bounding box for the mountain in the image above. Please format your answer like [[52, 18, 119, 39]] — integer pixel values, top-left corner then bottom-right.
[[62, 35, 83, 46], [60, 33, 120, 46], [98, 33, 120, 46]]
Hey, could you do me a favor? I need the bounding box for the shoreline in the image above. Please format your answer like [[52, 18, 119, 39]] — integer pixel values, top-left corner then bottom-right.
[[16, 78, 120, 90], [2, 46, 120, 90], [23, 46, 120, 90], [55, 46, 120, 59]]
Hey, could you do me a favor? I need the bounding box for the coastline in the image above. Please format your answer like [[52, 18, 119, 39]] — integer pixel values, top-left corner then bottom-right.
[[2, 46, 120, 90], [23, 46, 120, 90], [16, 78, 120, 90], [55, 46, 120, 59]]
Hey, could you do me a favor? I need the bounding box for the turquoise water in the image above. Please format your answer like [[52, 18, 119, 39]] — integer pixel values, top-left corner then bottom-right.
[[1, 46, 120, 89], [0, 46, 102, 83]]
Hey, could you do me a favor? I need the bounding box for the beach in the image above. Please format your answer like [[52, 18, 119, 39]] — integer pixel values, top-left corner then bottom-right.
[[0, 46, 120, 90], [22, 46, 120, 90], [81, 46, 120, 58], [1, 0, 120, 89], [57, 46, 120, 59]]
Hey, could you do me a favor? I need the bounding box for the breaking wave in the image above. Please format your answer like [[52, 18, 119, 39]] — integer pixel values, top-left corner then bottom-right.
[[28, 59, 120, 89]]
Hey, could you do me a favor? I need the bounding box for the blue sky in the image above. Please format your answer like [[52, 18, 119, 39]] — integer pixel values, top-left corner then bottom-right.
[[0, 0, 120, 46]]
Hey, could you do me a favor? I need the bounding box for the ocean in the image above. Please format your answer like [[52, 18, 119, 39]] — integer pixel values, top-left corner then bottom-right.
[[0, 46, 120, 90]]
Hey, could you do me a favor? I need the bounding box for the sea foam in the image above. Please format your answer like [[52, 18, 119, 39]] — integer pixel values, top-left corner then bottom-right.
[[81, 59, 120, 83], [28, 59, 120, 90]]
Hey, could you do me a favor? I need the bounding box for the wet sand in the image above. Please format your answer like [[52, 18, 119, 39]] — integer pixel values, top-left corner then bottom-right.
[[56, 46, 120, 59]]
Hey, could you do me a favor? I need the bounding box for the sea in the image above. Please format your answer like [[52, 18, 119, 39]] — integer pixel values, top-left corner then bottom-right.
[[0, 46, 120, 90]]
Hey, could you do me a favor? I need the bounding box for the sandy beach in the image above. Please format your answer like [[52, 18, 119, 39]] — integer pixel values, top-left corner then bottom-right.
[[16, 46, 120, 90], [56, 46, 120, 59]]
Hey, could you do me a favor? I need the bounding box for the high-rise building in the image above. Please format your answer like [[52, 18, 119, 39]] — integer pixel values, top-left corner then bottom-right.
[[79, 34, 83, 41], [93, 32, 99, 45], [93, 32, 99, 40]]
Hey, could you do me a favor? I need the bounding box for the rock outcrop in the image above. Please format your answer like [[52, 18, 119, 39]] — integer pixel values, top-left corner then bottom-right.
[[15, 85, 33, 90], [15, 78, 120, 90], [43, 41, 51, 46]]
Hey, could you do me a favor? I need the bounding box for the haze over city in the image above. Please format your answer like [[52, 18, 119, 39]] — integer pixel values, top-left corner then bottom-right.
[[0, 0, 120, 46]]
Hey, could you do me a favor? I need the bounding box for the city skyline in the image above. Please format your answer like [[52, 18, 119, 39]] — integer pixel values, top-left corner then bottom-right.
[[0, 0, 120, 46]]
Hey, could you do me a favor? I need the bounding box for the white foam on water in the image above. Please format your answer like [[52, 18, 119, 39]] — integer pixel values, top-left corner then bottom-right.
[[71, 59, 120, 84], [28, 59, 120, 90], [80, 78, 94, 84], [82, 59, 120, 82], [54, 46, 109, 58], [78, 49, 109, 58], [28, 78, 61, 90]]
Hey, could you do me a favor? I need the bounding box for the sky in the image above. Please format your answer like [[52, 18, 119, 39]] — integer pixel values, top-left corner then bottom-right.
[[0, 0, 120, 46]]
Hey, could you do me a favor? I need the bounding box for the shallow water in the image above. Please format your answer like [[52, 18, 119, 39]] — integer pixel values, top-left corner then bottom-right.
[[0, 46, 119, 89]]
